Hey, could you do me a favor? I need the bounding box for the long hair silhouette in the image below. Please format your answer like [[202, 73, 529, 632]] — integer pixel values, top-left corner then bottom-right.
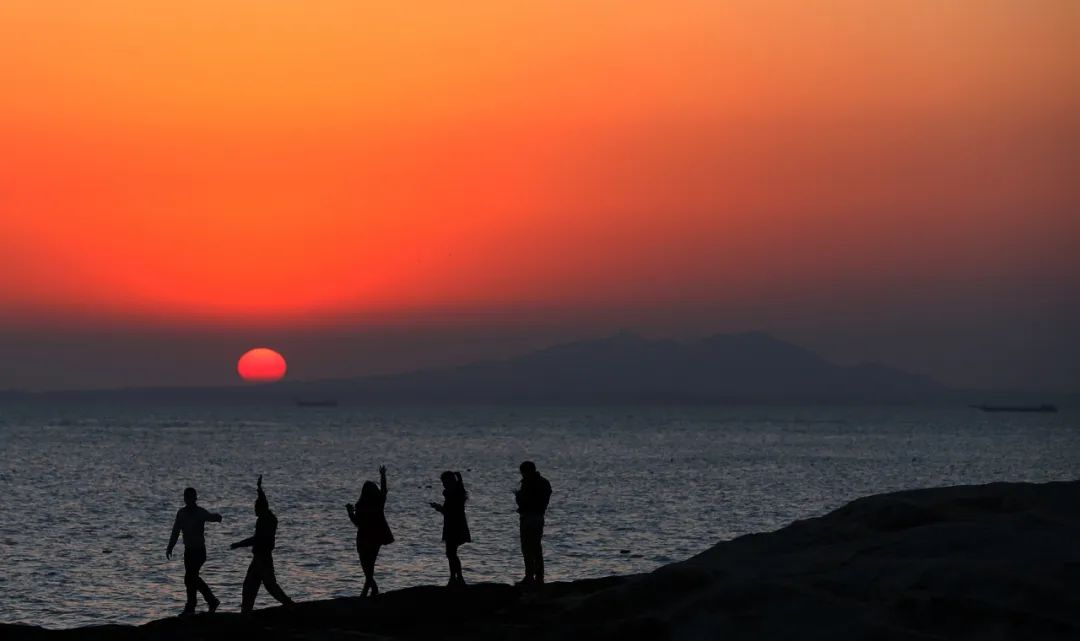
[[357, 480, 382, 510], [440, 470, 468, 500]]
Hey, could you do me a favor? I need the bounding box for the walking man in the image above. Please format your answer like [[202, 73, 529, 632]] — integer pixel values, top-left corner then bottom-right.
[[166, 487, 222, 615], [515, 461, 552, 586], [231, 475, 295, 612]]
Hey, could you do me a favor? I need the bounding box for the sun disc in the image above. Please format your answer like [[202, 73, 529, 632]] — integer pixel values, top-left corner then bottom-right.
[[237, 347, 287, 383]]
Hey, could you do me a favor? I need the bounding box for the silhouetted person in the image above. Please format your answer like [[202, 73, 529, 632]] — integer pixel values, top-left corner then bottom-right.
[[166, 487, 222, 616], [231, 475, 295, 613], [515, 461, 552, 586], [346, 465, 394, 597], [430, 471, 470, 587]]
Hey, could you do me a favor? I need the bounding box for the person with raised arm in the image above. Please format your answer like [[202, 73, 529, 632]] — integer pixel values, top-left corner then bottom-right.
[[430, 470, 471, 587], [346, 465, 394, 597], [166, 487, 222, 616], [231, 475, 295, 612]]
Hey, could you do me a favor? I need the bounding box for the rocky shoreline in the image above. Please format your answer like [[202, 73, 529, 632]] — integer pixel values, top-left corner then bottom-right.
[[5, 479, 1078, 640]]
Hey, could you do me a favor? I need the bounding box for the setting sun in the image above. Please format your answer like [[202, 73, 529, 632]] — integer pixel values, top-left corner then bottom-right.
[[237, 347, 287, 383]]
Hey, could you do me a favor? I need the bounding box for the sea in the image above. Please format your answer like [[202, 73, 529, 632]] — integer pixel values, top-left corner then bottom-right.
[[1, 402, 1076, 628]]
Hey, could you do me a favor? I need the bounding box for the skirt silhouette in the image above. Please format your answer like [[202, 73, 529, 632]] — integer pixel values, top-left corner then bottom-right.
[[356, 512, 394, 548], [441, 491, 471, 546]]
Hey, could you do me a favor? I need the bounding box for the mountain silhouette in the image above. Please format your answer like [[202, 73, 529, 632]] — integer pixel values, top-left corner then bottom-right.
[[282, 331, 949, 403]]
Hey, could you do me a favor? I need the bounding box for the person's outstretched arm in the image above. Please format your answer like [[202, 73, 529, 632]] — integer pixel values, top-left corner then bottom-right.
[[234, 475, 263, 546], [379, 465, 388, 497], [231, 535, 255, 549], [166, 509, 182, 559], [205, 509, 223, 523], [430, 501, 444, 513]]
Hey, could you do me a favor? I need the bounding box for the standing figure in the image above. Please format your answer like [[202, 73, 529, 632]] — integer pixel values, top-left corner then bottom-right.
[[430, 470, 470, 587], [166, 487, 222, 616], [515, 461, 552, 586], [230, 475, 295, 612], [346, 465, 394, 597]]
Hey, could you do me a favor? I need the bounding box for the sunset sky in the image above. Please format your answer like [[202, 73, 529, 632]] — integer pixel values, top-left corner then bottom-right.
[[1, 1, 1077, 390]]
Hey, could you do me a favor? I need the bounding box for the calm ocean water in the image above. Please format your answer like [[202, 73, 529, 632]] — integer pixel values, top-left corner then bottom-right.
[[0, 403, 1076, 627]]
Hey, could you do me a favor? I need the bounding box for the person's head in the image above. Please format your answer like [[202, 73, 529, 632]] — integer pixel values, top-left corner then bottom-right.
[[519, 460, 537, 478], [358, 480, 381, 507], [183, 487, 197, 507], [440, 471, 467, 500]]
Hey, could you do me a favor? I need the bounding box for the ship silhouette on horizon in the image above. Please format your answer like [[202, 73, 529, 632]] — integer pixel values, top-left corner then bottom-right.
[[972, 404, 1057, 413]]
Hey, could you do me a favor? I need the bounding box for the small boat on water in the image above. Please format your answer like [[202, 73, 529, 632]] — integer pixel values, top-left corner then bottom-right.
[[295, 399, 339, 407], [972, 404, 1058, 413]]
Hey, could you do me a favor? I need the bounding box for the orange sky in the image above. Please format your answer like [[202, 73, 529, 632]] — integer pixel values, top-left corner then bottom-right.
[[1, 0, 1078, 330]]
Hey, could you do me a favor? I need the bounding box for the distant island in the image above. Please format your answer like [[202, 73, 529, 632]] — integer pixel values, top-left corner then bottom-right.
[[5, 479, 1077, 640], [292, 331, 951, 404]]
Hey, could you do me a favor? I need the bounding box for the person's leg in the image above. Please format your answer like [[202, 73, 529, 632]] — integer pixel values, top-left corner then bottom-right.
[[455, 544, 465, 585], [190, 548, 218, 610], [532, 517, 545, 584], [359, 544, 375, 597], [182, 550, 199, 613], [260, 555, 294, 606], [444, 542, 454, 583], [533, 535, 544, 584], [241, 558, 261, 613], [446, 542, 462, 585], [358, 543, 371, 595], [523, 536, 541, 582], [519, 520, 534, 582], [368, 545, 381, 596]]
